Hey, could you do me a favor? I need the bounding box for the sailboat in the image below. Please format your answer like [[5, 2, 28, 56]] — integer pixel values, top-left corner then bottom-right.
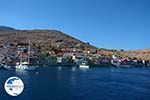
[[15, 40, 36, 71]]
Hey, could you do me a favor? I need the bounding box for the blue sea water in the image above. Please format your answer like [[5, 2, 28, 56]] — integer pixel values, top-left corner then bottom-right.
[[0, 67, 150, 100]]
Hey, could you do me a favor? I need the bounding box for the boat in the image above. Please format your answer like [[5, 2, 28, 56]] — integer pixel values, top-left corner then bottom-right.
[[111, 60, 120, 67], [111, 55, 121, 67], [79, 60, 89, 68], [0, 61, 12, 70], [15, 62, 36, 71], [15, 40, 36, 71], [2, 64, 12, 70], [79, 53, 89, 68], [1, 64, 12, 70]]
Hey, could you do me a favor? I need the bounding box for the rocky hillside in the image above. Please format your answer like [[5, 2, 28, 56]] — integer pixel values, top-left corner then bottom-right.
[[0, 26, 96, 52], [98, 48, 150, 61], [0, 26, 16, 31]]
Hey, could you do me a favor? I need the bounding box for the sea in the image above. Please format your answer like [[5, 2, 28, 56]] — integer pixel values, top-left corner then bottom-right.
[[0, 67, 150, 100]]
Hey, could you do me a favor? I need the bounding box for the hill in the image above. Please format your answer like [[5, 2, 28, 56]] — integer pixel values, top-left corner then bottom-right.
[[0, 26, 16, 31], [0, 26, 97, 52]]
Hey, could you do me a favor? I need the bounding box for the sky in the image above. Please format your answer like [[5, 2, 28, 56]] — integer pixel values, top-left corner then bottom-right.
[[0, 0, 150, 50]]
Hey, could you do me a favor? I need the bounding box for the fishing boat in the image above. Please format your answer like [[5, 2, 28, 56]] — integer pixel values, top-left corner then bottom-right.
[[79, 60, 89, 68], [111, 55, 121, 67], [79, 53, 89, 69], [111, 60, 120, 67]]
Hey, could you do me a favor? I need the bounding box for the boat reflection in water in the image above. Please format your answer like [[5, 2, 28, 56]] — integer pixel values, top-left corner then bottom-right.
[[57, 66, 62, 71], [71, 67, 77, 72]]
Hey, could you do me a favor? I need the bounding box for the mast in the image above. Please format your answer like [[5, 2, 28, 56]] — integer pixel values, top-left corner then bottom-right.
[[20, 49, 22, 65], [28, 40, 31, 64]]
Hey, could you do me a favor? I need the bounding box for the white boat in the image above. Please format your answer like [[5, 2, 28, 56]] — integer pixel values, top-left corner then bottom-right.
[[15, 40, 36, 71], [79, 53, 89, 68], [15, 62, 28, 70], [15, 62, 36, 71], [111, 55, 121, 67], [2, 65, 12, 70], [111, 60, 120, 67], [16, 65, 36, 71], [0, 62, 12, 70], [79, 61, 89, 68]]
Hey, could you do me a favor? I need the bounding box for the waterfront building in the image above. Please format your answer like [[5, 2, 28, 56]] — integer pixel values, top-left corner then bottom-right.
[[47, 55, 57, 65]]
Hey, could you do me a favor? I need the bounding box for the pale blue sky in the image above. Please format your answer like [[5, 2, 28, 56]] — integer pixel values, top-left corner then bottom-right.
[[0, 0, 150, 50]]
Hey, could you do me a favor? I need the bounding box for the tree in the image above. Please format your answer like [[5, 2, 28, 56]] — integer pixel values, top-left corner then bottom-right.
[[133, 57, 137, 60], [120, 49, 124, 51]]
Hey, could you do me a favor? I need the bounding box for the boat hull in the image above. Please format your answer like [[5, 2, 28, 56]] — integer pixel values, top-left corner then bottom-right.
[[15, 65, 36, 71], [79, 65, 89, 68]]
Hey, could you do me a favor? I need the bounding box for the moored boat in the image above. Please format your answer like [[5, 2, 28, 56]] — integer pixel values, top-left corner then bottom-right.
[[15, 62, 36, 71], [111, 60, 120, 67], [2, 64, 12, 70], [79, 60, 89, 68]]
